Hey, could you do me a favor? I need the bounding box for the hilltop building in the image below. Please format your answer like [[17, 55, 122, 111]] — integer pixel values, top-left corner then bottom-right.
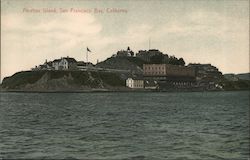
[[143, 64, 195, 77], [32, 57, 79, 71], [136, 49, 168, 62], [52, 59, 61, 70], [116, 47, 134, 57], [44, 61, 53, 70], [32, 60, 52, 71], [52, 57, 77, 70], [143, 64, 195, 89]]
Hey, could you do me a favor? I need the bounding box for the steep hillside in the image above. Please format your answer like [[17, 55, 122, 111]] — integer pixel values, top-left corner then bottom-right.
[[95, 57, 145, 74], [237, 73, 250, 81], [224, 73, 250, 81], [219, 79, 250, 90], [1, 70, 126, 91]]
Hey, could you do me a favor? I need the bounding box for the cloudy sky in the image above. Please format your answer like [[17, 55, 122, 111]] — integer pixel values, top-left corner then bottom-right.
[[1, 0, 249, 80]]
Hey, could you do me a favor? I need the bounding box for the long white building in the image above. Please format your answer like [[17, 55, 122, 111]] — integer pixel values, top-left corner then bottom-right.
[[126, 78, 144, 88]]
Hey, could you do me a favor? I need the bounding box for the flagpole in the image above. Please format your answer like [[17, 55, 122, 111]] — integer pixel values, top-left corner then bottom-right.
[[86, 49, 88, 70], [86, 49, 88, 63]]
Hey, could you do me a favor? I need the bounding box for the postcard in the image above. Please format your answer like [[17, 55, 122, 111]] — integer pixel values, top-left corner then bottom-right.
[[0, 0, 249, 159]]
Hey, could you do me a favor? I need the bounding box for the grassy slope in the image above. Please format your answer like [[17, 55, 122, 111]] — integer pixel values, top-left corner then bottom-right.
[[219, 78, 250, 90], [1, 71, 46, 89], [1, 70, 125, 89], [125, 57, 147, 68], [96, 56, 147, 69]]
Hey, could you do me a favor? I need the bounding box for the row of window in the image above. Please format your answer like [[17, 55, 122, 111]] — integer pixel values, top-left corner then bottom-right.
[[127, 81, 143, 84], [126, 82, 144, 88], [144, 66, 165, 70], [126, 84, 144, 88], [133, 84, 144, 88], [144, 71, 165, 75], [172, 82, 192, 86]]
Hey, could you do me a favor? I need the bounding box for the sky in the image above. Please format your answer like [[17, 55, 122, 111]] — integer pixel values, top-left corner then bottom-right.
[[1, 0, 249, 80]]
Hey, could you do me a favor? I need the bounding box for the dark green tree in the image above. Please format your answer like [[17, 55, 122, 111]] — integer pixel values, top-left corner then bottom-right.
[[150, 54, 164, 64], [168, 56, 179, 65], [178, 58, 185, 66]]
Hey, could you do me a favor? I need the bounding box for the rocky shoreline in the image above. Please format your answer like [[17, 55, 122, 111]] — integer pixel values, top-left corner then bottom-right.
[[0, 70, 126, 91], [1, 70, 249, 93]]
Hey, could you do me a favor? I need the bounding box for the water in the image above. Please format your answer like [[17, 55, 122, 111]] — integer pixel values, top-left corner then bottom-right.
[[0, 91, 249, 160]]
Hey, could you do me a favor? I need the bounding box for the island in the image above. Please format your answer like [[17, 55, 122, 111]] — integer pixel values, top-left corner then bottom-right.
[[1, 47, 249, 92]]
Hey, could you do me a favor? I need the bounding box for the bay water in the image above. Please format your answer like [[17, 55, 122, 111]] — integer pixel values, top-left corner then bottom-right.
[[0, 91, 249, 159]]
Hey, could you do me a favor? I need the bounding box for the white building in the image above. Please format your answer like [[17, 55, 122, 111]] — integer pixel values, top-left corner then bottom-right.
[[52, 57, 77, 70], [59, 58, 69, 70], [52, 59, 61, 70], [126, 78, 144, 88]]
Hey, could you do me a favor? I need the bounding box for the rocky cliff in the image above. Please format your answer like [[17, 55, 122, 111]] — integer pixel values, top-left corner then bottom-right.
[[1, 70, 126, 91]]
